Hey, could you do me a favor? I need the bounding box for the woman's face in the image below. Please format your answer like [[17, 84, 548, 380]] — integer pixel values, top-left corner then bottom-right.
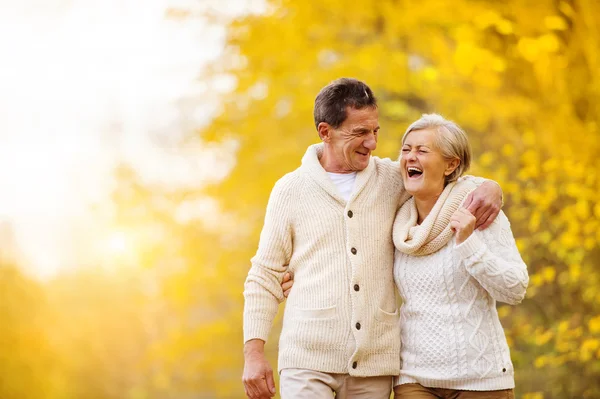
[[400, 128, 458, 199]]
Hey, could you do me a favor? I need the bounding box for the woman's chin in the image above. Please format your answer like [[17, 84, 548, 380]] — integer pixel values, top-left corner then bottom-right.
[[404, 184, 420, 197], [403, 178, 422, 194]]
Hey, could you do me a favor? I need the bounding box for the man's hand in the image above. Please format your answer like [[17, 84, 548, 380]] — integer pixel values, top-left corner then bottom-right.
[[281, 271, 294, 298], [463, 181, 502, 230], [450, 207, 476, 244], [243, 340, 276, 399]]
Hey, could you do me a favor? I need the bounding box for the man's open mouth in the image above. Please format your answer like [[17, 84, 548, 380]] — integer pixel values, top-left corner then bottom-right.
[[407, 167, 423, 178]]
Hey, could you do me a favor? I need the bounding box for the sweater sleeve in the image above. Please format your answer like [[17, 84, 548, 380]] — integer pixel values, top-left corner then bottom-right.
[[243, 178, 294, 344], [454, 211, 529, 304]]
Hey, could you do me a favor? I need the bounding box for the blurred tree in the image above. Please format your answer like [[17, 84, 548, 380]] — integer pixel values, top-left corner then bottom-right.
[[43, 267, 156, 399], [0, 264, 58, 399], [92, 165, 250, 398]]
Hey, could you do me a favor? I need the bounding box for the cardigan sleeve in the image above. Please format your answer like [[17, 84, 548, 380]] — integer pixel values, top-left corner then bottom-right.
[[243, 177, 294, 343], [454, 211, 529, 304]]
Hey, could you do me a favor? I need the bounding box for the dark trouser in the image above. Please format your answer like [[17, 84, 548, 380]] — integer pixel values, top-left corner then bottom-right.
[[394, 383, 514, 399]]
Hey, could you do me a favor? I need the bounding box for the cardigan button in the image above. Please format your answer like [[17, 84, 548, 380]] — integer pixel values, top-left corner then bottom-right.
[[356, 322, 361, 330], [352, 361, 357, 369], [354, 284, 359, 292], [502, 368, 506, 373], [351, 248, 357, 255], [347, 210, 353, 218]]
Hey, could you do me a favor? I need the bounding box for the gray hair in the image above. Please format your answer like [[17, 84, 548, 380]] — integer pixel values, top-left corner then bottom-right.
[[401, 113, 472, 184]]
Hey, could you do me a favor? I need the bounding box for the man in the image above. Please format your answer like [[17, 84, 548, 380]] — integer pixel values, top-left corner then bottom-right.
[[242, 78, 502, 399]]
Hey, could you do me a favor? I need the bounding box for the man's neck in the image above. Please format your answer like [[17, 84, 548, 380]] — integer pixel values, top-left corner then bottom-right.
[[319, 151, 354, 174]]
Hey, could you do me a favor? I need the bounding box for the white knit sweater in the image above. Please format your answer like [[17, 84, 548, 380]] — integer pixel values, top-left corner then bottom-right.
[[393, 211, 529, 390], [244, 143, 410, 376]]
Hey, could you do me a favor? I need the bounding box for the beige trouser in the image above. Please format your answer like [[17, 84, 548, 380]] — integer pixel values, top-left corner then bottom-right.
[[394, 383, 515, 399], [280, 368, 393, 399]]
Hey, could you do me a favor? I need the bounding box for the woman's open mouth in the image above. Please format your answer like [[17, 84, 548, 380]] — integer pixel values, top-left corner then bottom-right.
[[407, 167, 423, 179]]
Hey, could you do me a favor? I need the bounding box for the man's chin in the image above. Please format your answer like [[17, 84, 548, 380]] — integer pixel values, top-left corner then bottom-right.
[[355, 156, 370, 170], [355, 162, 369, 171]]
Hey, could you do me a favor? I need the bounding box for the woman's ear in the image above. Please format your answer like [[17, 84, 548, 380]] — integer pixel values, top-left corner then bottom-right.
[[444, 158, 460, 176]]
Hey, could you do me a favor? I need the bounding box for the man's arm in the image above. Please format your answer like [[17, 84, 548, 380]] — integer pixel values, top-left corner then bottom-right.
[[460, 177, 503, 230], [242, 178, 294, 398], [243, 339, 275, 398], [387, 157, 502, 219]]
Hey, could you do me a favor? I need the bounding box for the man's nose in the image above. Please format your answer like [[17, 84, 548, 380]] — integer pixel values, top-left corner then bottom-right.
[[364, 133, 377, 150]]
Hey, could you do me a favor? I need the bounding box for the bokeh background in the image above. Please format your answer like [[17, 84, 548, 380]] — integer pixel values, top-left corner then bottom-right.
[[1, 0, 599, 398]]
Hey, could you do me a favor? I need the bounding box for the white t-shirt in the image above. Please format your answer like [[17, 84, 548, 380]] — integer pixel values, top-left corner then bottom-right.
[[326, 172, 357, 201]]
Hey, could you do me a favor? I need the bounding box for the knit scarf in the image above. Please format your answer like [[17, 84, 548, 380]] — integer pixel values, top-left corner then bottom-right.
[[393, 179, 477, 256]]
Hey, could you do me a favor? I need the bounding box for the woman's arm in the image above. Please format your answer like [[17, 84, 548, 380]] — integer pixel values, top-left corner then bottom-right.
[[454, 211, 529, 304]]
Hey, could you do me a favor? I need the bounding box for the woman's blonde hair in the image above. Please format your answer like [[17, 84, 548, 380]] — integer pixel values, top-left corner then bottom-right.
[[401, 113, 472, 184]]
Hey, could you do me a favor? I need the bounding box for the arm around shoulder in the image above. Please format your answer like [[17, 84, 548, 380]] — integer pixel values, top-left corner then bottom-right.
[[460, 175, 503, 229]]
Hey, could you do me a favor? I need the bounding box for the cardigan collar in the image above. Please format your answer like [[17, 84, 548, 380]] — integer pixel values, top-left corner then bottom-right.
[[301, 143, 377, 205]]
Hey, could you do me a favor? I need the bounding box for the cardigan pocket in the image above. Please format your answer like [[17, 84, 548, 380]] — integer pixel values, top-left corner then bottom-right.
[[375, 307, 399, 324], [294, 304, 337, 319], [283, 305, 342, 350]]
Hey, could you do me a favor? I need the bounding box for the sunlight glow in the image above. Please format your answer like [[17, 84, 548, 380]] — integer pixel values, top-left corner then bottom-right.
[[0, 0, 235, 278], [107, 232, 129, 255]]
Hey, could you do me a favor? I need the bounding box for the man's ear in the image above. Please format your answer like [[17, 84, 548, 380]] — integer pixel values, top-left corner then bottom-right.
[[444, 158, 460, 176], [317, 122, 333, 143]]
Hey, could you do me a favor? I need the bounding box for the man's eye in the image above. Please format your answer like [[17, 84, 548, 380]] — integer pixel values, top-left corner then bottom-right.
[[419, 150, 427, 154], [401, 148, 409, 153]]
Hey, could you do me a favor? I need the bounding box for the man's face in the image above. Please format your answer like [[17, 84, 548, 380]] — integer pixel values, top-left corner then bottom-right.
[[326, 106, 379, 172]]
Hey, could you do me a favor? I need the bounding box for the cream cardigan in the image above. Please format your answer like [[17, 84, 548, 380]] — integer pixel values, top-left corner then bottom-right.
[[243, 143, 410, 376]]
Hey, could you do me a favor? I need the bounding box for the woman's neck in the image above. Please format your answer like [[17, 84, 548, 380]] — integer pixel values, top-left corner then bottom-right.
[[413, 192, 442, 224]]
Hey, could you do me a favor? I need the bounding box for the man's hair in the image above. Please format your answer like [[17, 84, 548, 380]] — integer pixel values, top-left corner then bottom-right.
[[313, 78, 377, 130]]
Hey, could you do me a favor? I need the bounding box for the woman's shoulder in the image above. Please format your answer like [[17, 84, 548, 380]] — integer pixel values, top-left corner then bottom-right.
[[474, 210, 516, 247], [489, 210, 511, 229]]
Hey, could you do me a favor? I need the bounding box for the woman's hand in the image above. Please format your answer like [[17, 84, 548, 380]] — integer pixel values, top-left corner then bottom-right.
[[281, 271, 294, 298], [450, 207, 476, 245]]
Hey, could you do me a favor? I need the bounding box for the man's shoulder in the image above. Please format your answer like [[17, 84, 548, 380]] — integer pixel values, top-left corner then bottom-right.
[[271, 169, 305, 195], [372, 155, 399, 169], [370, 155, 402, 183]]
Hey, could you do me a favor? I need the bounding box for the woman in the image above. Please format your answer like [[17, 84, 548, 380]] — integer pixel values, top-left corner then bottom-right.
[[282, 113, 528, 398], [392, 113, 528, 398]]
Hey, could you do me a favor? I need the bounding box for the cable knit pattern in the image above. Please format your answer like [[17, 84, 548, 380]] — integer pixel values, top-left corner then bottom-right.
[[244, 143, 410, 377], [393, 205, 529, 390]]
